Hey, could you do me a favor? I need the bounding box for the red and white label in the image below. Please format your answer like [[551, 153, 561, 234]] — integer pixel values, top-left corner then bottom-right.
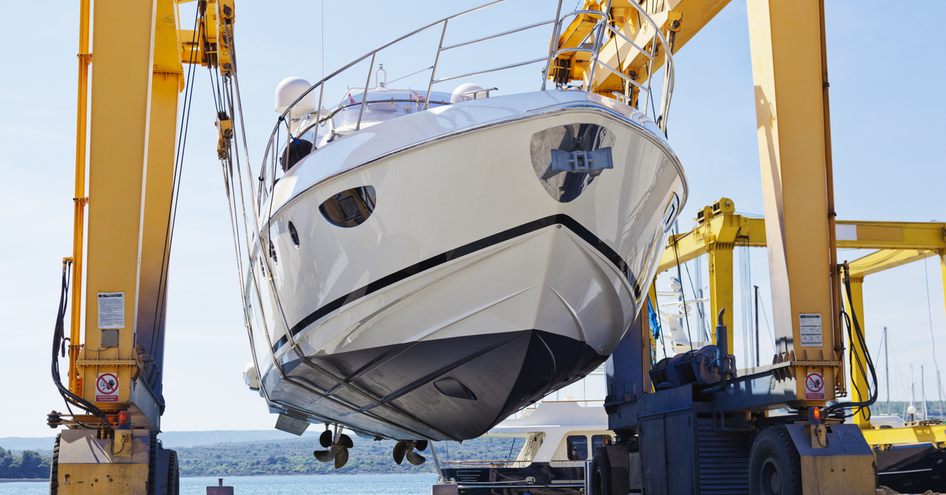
[[95, 372, 119, 402], [804, 372, 824, 400]]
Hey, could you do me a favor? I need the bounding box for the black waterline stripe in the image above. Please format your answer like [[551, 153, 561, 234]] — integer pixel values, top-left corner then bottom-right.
[[271, 214, 638, 353]]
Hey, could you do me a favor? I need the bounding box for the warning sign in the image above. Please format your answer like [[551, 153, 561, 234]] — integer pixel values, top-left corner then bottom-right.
[[805, 371, 824, 400], [799, 313, 823, 347], [96, 372, 119, 402], [97, 292, 125, 329]]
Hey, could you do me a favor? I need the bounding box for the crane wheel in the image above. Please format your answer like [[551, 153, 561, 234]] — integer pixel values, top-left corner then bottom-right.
[[749, 425, 801, 495], [49, 434, 61, 495], [590, 446, 628, 495], [167, 450, 180, 495]]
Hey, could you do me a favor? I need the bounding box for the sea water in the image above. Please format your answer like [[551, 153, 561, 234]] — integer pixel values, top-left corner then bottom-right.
[[0, 473, 440, 495]]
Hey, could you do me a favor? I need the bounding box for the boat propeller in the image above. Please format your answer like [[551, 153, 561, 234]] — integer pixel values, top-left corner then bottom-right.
[[313, 425, 354, 469], [393, 439, 429, 466]]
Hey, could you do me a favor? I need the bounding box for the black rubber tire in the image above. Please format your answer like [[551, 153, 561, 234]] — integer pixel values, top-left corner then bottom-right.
[[167, 450, 180, 495], [49, 434, 61, 495], [749, 425, 802, 495], [590, 447, 613, 495], [148, 432, 157, 495]]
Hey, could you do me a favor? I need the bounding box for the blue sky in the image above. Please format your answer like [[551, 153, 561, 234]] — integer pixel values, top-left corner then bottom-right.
[[0, 1, 943, 438]]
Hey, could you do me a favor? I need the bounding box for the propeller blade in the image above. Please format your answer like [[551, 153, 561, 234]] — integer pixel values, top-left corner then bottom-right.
[[319, 429, 333, 448], [334, 447, 349, 469], [338, 433, 354, 449], [406, 449, 427, 466], [313, 450, 335, 463], [393, 440, 410, 465], [414, 439, 429, 452]]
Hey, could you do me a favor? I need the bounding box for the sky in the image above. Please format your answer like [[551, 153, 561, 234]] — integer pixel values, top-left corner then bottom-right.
[[0, 1, 944, 438]]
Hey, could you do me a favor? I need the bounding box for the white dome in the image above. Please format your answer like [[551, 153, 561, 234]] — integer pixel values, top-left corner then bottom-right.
[[274, 76, 317, 118], [451, 83, 486, 103], [243, 362, 260, 390], [907, 405, 918, 415]]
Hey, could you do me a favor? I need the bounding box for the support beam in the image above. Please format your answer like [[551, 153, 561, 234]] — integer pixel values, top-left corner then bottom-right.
[[80, 0, 158, 413], [844, 275, 870, 427], [707, 243, 734, 354], [941, 252, 946, 326], [847, 249, 936, 279], [746, 0, 840, 403]]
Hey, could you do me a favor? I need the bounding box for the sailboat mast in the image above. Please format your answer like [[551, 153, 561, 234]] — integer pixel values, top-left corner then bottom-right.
[[922, 365, 929, 420], [884, 326, 890, 411], [938, 370, 944, 419], [910, 364, 916, 418]]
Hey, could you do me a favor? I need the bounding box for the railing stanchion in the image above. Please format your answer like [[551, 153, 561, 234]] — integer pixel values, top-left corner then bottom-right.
[[313, 83, 324, 148], [356, 52, 377, 131], [541, 0, 565, 90], [426, 19, 449, 109], [584, 0, 611, 93]]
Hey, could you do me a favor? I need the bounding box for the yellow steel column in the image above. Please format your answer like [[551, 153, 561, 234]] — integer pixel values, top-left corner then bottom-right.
[[79, 0, 158, 411], [941, 252, 946, 324], [844, 275, 870, 427], [133, 0, 185, 398], [746, 0, 840, 404], [68, 0, 92, 395], [707, 244, 734, 354]]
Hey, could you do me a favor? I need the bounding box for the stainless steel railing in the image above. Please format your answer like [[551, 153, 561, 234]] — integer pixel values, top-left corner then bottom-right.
[[257, 0, 675, 213]]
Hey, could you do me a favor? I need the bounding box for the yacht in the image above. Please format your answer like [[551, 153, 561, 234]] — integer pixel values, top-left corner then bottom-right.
[[236, 0, 684, 463], [436, 401, 613, 494]]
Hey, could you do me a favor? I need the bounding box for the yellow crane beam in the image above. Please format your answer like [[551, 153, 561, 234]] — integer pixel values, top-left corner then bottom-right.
[[554, 0, 730, 96]]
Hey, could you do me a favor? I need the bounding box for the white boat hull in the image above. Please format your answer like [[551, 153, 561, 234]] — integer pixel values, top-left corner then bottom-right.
[[251, 91, 685, 441]]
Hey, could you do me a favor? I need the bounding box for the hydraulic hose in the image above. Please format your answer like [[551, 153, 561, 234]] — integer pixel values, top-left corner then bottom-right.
[[822, 263, 878, 419], [51, 260, 111, 429]]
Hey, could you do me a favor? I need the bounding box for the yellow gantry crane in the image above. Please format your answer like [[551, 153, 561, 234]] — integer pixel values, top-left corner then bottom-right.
[[50, 0, 935, 493], [50, 1, 233, 493]]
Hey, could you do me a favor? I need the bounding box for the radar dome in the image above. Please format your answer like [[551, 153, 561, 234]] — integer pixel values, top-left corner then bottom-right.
[[451, 83, 486, 103], [274, 76, 317, 119]]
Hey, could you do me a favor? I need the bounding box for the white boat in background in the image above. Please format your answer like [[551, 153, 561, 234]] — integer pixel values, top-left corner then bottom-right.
[[232, 0, 685, 464], [437, 401, 613, 494]]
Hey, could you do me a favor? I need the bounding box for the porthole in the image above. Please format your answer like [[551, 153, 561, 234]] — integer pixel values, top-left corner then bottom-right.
[[530, 123, 614, 202], [662, 193, 680, 232], [319, 186, 377, 228], [288, 221, 300, 246], [269, 240, 278, 264]]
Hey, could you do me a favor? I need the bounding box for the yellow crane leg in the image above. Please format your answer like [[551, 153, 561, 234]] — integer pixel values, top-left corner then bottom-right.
[[844, 275, 870, 427], [746, 0, 841, 403], [68, 0, 91, 396], [707, 243, 734, 354], [941, 252, 946, 323]]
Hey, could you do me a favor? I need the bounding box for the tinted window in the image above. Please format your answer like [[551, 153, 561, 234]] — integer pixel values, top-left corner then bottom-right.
[[566, 435, 588, 461], [592, 435, 613, 452], [319, 186, 377, 228]]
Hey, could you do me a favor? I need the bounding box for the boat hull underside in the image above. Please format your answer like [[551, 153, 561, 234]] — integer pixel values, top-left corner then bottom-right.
[[264, 329, 603, 441]]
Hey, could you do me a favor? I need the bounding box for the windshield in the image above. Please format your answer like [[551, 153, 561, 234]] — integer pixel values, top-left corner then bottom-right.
[[331, 89, 452, 131]]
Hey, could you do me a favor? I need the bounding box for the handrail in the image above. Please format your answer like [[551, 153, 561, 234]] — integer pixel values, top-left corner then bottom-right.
[[257, 0, 676, 211]]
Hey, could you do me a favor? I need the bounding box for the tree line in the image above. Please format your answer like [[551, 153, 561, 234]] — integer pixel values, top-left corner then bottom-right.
[[0, 447, 50, 479]]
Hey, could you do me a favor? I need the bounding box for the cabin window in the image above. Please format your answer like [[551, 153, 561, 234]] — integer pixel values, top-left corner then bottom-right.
[[530, 123, 614, 203], [592, 434, 613, 452], [566, 435, 588, 461], [319, 186, 377, 228], [288, 221, 300, 246]]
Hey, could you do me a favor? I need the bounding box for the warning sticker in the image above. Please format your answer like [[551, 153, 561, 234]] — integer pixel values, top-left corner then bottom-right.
[[98, 292, 125, 329], [95, 372, 120, 402], [805, 371, 825, 400], [799, 313, 823, 347]]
